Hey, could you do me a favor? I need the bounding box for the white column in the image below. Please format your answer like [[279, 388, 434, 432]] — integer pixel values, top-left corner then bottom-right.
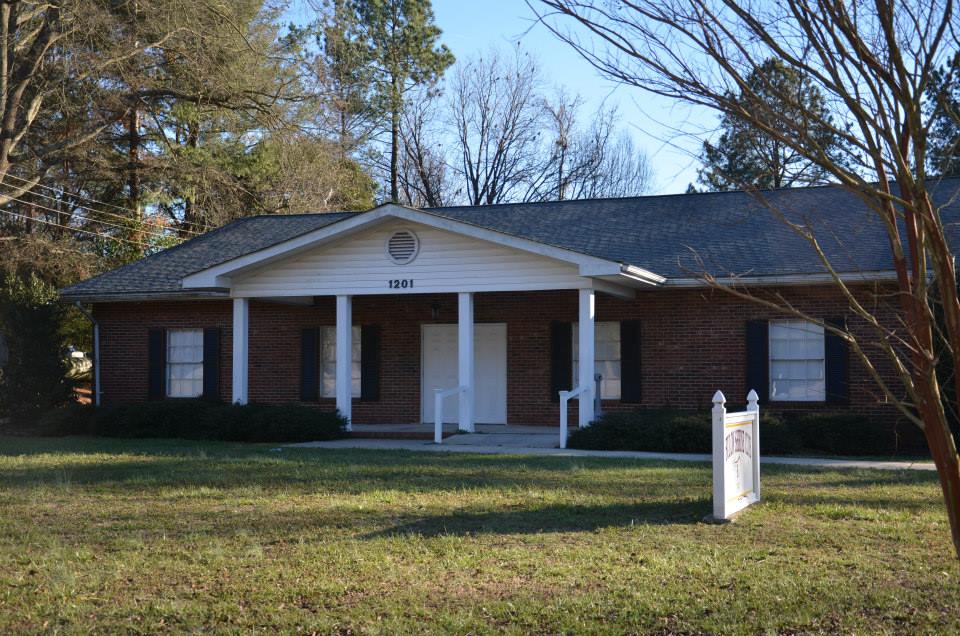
[[578, 288, 595, 428], [232, 297, 249, 405], [458, 292, 475, 433], [336, 295, 353, 429]]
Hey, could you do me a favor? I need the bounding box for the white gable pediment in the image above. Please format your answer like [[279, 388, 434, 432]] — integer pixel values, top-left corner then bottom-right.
[[228, 219, 589, 297], [180, 205, 659, 297]]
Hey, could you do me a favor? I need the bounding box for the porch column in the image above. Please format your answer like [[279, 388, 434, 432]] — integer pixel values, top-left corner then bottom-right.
[[232, 297, 249, 405], [578, 288, 595, 428], [458, 292, 475, 433], [336, 294, 353, 429]]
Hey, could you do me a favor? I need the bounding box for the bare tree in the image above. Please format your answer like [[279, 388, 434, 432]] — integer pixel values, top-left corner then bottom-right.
[[397, 87, 451, 207], [534, 0, 960, 556], [449, 47, 547, 205], [531, 93, 652, 200]]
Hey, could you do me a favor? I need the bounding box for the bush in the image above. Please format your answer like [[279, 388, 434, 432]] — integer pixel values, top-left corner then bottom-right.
[[568, 410, 712, 453], [39, 400, 347, 443], [0, 274, 74, 422], [790, 412, 908, 456], [758, 412, 801, 455], [567, 408, 913, 456]]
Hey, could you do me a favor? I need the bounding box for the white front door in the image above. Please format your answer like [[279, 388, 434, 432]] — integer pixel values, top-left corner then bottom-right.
[[421, 323, 507, 424]]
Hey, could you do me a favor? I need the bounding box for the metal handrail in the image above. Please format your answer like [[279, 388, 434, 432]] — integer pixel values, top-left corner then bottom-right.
[[558, 385, 589, 449], [434, 385, 467, 444]]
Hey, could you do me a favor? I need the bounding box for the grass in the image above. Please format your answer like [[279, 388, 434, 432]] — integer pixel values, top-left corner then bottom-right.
[[0, 436, 957, 635]]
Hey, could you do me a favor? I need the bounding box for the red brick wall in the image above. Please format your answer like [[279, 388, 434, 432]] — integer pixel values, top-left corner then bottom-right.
[[93, 284, 902, 425]]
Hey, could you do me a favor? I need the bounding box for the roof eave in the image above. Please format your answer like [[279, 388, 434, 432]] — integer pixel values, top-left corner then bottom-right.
[[661, 271, 899, 288], [61, 289, 231, 304]]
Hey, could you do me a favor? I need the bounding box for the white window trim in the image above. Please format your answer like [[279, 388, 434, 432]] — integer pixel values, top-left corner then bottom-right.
[[166, 328, 204, 398], [572, 320, 622, 400], [320, 325, 361, 399], [769, 319, 826, 402]]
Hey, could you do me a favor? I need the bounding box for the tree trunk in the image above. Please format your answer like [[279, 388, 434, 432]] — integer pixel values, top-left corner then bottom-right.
[[182, 122, 199, 237], [128, 107, 142, 246], [911, 354, 960, 556], [390, 105, 399, 203]]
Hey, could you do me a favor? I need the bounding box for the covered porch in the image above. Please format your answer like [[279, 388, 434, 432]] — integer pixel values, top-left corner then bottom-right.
[[178, 204, 660, 434]]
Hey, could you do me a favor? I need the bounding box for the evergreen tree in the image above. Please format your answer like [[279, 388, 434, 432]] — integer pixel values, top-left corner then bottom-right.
[[927, 55, 960, 177], [346, 0, 454, 202], [697, 58, 843, 191]]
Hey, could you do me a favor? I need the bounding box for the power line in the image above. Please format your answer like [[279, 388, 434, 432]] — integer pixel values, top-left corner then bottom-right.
[[1, 192, 185, 243], [4, 172, 158, 216], [0, 208, 158, 248], [0, 183, 206, 239], [1, 172, 213, 235]]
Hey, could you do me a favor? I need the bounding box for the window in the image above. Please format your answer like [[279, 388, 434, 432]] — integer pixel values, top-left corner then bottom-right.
[[167, 329, 203, 398], [769, 320, 825, 401], [320, 326, 361, 398], [572, 321, 621, 399]]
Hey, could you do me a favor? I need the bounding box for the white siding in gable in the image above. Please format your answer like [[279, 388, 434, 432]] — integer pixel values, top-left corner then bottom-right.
[[230, 220, 588, 297]]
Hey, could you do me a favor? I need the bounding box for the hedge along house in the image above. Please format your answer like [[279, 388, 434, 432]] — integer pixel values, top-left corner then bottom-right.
[[60, 180, 960, 432]]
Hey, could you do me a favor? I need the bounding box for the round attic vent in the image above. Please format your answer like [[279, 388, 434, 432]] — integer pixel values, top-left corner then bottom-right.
[[386, 229, 420, 265]]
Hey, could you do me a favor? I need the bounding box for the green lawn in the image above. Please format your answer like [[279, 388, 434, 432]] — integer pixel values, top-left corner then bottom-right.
[[0, 437, 956, 635]]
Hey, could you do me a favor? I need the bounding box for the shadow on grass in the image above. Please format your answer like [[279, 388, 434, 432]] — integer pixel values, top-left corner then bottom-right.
[[364, 500, 706, 538]]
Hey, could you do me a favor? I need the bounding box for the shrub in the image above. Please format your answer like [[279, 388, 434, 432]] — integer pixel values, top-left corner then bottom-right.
[[790, 412, 903, 456], [568, 409, 714, 453], [0, 274, 74, 423], [758, 412, 801, 455], [40, 400, 347, 443], [568, 408, 919, 457]]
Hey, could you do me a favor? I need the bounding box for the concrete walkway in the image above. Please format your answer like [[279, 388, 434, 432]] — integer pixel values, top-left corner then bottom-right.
[[290, 427, 936, 471]]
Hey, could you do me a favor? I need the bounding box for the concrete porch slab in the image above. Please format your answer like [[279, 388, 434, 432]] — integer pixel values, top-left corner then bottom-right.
[[349, 423, 562, 447]]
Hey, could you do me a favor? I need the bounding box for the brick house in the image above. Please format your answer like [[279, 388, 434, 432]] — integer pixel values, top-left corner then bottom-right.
[[61, 182, 959, 431]]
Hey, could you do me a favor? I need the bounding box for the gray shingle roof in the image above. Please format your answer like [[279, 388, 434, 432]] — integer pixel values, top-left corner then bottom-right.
[[61, 178, 960, 300], [61, 212, 356, 299], [427, 178, 960, 279]]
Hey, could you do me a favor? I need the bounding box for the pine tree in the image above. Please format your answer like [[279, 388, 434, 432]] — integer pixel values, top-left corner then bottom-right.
[[697, 58, 844, 191], [347, 0, 454, 202]]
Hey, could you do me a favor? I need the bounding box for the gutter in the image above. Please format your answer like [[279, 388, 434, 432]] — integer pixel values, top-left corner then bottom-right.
[[59, 290, 230, 304], [72, 302, 101, 407], [663, 271, 900, 287], [619, 264, 667, 286]]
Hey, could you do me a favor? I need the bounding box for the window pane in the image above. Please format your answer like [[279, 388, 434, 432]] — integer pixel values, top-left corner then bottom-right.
[[320, 326, 362, 398], [571, 321, 622, 399], [769, 320, 825, 402], [166, 329, 203, 398]]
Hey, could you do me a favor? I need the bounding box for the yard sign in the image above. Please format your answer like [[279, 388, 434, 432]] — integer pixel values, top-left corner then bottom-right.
[[711, 390, 761, 520]]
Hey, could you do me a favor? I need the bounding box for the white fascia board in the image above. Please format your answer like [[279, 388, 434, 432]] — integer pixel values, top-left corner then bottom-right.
[[663, 270, 899, 288], [181, 203, 639, 289]]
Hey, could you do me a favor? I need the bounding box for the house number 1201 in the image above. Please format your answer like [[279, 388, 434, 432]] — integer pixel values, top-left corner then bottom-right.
[[388, 279, 414, 289]]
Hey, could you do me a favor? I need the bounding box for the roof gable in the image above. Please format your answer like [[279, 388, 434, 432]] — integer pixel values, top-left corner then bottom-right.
[[180, 204, 650, 290]]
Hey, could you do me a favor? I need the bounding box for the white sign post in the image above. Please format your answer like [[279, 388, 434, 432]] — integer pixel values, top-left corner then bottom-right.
[[710, 389, 761, 522]]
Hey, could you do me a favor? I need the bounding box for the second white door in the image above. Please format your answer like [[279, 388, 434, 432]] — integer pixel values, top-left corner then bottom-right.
[[421, 323, 507, 424]]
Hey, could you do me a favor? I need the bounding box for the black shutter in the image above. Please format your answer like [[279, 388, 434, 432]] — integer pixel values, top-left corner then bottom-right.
[[745, 320, 769, 404], [202, 327, 221, 401], [300, 328, 320, 402], [824, 316, 849, 404], [620, 320, 642, 403], [550, 321, 573, 401], [360, 324, 380, 401], [148, 329, 166, 400]]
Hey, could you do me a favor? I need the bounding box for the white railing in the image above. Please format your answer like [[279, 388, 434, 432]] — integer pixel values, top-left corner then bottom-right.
[[558, 385, 589, 449], [434, 385, 467, 444]]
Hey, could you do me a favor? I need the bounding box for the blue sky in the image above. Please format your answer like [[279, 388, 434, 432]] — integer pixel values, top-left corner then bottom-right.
[[431, 0, 712, 194], [285, 1, 715, 194]]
